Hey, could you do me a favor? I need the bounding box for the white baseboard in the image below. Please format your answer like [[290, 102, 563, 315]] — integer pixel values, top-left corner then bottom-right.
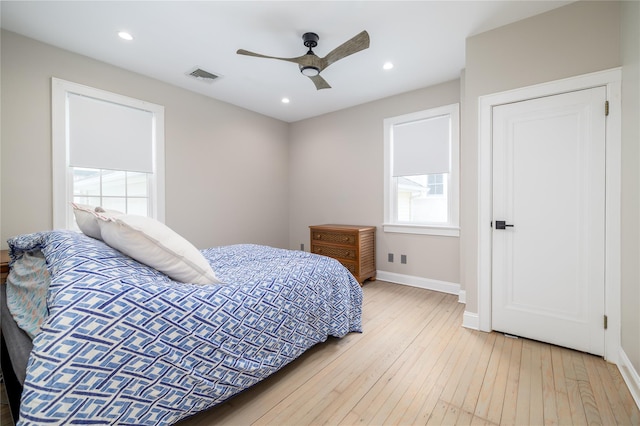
[[462, 311, 479, 330], [458, 290, 466, 304], [376, 270, 460, 295], [618, 348, 640, 410]]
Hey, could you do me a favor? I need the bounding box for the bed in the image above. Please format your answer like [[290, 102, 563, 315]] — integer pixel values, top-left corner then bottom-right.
[[1, 229, 363, 425]]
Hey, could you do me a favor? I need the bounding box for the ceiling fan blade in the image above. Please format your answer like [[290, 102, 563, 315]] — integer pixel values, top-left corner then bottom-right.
[[236, 49, 307, 65], [320, 30, 370, 70], [238, 31, 368, 90], [308, 74, 331, 90]]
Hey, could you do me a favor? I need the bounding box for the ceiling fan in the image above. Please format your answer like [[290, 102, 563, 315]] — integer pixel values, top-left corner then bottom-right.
[[237, 30, 370, 90]]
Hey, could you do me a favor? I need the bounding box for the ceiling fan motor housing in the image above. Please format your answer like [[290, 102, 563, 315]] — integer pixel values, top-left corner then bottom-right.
[[302, 32, 319, 48]]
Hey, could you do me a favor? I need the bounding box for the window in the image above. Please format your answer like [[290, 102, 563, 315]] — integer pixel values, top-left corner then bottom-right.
[[73, 168, 150, 215], [52, 78, 165, 230], [427, 174, 444, 196], [383, 104, 459, 236]]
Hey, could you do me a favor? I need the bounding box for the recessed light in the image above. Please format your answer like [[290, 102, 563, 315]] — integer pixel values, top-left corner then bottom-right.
[[282, 98, 290, 104], [118, 31, 133, 41], [383, 62, 394, 70]]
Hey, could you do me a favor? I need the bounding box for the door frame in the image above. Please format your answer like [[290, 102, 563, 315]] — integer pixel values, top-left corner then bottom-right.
[[477, 68, 622, 362]]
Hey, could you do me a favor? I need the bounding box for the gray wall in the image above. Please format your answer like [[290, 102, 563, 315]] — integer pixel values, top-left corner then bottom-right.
[[288, 80, 461, 284], [2, 27, 463, 285], [1, 30, 290, 250], [461, 0, 621, 314], [461, 0, 640, 377], [621, 0, 640, 376]]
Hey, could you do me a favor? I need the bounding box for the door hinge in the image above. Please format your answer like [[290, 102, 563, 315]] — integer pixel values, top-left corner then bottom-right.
[[605, 101, 609, 116], [604, 315, 608, 330]]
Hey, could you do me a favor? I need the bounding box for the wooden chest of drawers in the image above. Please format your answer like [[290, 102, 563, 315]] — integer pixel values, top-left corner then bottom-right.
[[309, 224, 376, 284]]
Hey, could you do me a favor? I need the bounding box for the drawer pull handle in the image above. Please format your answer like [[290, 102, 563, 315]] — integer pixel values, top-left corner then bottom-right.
[[316, 234, 321, 239]]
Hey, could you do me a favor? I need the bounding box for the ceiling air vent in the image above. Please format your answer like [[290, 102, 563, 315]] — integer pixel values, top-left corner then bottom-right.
[[186, 67, 221, 83]]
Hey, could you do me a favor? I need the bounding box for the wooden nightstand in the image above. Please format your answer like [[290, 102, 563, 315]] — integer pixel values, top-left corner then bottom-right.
[[1, 249, 9, 284], [309, 224, 376, 284]]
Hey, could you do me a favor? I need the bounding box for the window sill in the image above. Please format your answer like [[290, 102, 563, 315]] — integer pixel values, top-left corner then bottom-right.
[[383, 223, 460, 237]]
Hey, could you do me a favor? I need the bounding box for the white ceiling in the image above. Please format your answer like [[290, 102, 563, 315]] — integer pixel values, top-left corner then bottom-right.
[[1, 1, 572, 123]]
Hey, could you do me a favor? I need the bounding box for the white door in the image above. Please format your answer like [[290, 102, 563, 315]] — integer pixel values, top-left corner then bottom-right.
[[491, 86, 607, 356]]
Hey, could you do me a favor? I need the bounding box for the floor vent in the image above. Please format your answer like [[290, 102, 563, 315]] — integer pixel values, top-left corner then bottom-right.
[[187, 68, 221, 83]]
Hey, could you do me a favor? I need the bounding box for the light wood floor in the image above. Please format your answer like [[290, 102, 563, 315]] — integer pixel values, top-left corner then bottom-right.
[[179, 280, 640, 425]]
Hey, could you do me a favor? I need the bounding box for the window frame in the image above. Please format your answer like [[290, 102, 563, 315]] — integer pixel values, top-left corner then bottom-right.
[[52, 78, 165, 229], [383, 104, 460, 237]]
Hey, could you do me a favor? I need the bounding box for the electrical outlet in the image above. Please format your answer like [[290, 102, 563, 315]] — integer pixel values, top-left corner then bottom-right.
[[300, 243, 305, 251], [401, 255, 407, 264], [388, 253, 394, 263]]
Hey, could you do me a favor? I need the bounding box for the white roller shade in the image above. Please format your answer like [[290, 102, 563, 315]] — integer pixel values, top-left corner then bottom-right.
[[392, 114, 450, 177], [68, 93, 154, 173]]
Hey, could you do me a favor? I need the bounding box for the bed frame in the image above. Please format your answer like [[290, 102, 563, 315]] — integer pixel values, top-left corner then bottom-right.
[[1, 285, 30, 424], [1, 333, 21, 423]]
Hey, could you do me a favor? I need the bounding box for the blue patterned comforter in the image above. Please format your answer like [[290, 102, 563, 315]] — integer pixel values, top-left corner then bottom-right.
[[8, 231, 363, 425]]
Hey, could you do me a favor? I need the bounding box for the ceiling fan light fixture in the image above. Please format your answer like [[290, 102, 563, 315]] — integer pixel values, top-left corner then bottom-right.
[[301, 66, 320, 77]]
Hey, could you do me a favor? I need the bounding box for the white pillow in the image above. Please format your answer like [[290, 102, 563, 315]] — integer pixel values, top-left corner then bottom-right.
[[72, 203, 122, 240], [96, 214, 220, 285]]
